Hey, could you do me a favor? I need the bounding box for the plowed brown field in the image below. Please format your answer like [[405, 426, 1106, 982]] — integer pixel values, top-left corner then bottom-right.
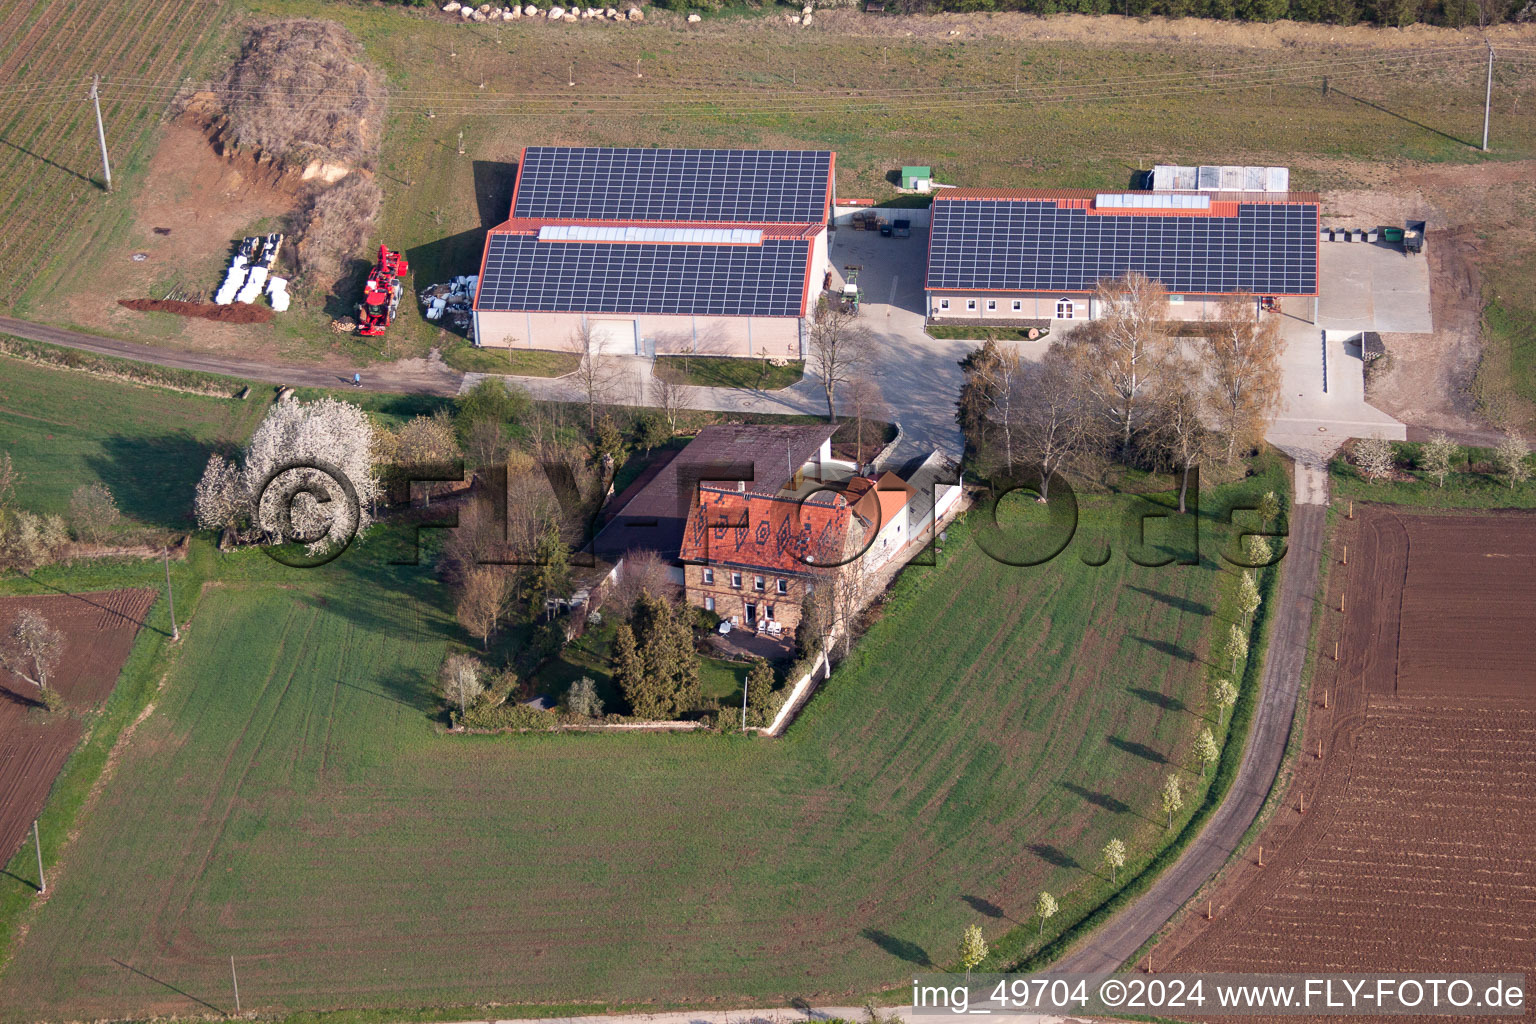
[[0, 588, 155, 867], [1161, 508, 1536, 1020]]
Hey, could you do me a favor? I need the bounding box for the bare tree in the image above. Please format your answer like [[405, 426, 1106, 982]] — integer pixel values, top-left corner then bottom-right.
[[807, 297, 875, 422], [1153, 376, 1214, 514], [464, 416, 510, 472], [1015, 349, 1091, 500], [610, 548, 677, 613], [1083, 272, 1173, 454], [651, 374, 694, 433], [457, 568, 511, 649], [570, 321, 623, 429], [0, 609, 63, 695], [1206, 294, 1283, 464], [847, 377, 891, 468]]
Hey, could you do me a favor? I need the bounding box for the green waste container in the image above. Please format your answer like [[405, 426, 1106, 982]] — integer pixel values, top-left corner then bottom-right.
[[1382, 227, 1404, 243]]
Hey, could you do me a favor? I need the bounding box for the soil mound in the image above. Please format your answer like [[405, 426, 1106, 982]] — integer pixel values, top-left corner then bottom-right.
[[118, 299, 273, 324]]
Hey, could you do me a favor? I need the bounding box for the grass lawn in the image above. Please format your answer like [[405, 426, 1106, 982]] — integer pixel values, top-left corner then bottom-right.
[[440, 340, 582, 377], [1480, 259, 1536, 429], [0, 354, 272, 527], [654, 356, 805, 391], [0, 455, 1282, 1018], [926, 325, 1050, 341]]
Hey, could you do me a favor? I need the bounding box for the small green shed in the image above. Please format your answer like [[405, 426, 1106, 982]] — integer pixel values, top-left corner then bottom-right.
[[901, 166, 932, 191]]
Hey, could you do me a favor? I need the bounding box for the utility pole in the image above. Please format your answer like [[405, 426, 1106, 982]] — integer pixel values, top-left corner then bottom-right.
[[1480, 42, 1492, 151], [163, 547, 179, 641], [230, 956, 241, 1013], [33, 821, 45, 894], [457, 129, 465, 156], [741, 674, 748, 731], [90, 74, 111, 192]]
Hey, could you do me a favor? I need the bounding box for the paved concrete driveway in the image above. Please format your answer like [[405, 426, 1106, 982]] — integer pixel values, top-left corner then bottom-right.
[[827, 226, 976, 461], [1316, 240, 1432, 333]]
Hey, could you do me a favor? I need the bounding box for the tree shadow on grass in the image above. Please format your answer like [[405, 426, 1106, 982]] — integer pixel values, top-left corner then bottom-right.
[[1126, 585, 1210, 617], [1026, 843, 1080, 871], [90, 434, 233, 528], [1134, 636, 1198, 664], [961, 894, 1007, 920], [1127, 686, 1187, 713], [861, 928, 933, 967], [1061, 781, 1159, 826], [1107, 735, 1168, 765]]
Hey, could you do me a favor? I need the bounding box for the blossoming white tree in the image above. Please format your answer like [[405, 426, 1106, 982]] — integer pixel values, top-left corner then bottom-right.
[[194, 397, 380, 553]]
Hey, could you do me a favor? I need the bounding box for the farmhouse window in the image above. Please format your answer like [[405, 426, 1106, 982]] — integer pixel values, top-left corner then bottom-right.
[[966, 299, 977, 311], [703, 567, 714, 584], [754, 575, 765, 591], [939, 299, 950, 311], [705, 596, 715, 612], [776, 579, 787, 594], [731, 572, 742, 588], [1012, 300, 1022, 312], [986, 300, 996, 311]]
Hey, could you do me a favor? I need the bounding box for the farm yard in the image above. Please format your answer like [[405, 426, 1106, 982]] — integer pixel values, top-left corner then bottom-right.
[[0, 464, 1279, 1019], [4, 0, 1536, 370], [0, 589, 157, 871], [1161, 506, 1536, 1005]]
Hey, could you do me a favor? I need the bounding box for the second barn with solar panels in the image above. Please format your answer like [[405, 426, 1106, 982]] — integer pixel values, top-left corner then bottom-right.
[[472, 147, 834, 358], [924, 183, 1320, 325]]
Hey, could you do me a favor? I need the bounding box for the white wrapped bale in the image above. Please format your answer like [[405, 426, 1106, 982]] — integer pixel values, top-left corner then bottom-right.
[[236, 266, 268, 304]]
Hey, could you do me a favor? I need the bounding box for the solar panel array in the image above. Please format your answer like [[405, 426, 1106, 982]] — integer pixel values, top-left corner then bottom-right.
[[927, 199, 1318, 295], [478, 234, 810, 316], [512, 148, 833, 223]]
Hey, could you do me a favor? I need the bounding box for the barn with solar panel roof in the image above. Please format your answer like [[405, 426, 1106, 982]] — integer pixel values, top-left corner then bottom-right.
[[472, 147, 835, 358], [925, 167, 1320, 326]]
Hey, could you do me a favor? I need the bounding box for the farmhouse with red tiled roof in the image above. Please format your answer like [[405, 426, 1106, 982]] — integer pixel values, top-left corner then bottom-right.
[[679, 488, 856, 636]]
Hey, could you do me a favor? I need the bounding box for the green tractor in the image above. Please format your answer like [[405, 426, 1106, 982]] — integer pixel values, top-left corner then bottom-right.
[[839, 264, 863, 314]]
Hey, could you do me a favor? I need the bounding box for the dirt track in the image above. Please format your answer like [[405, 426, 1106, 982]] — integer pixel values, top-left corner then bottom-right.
[[1161, 507, 1536, 1017], [0, 316, 463, 397], [0, 589, 157, 869]]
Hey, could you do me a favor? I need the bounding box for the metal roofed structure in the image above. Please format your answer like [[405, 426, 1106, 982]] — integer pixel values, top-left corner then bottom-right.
[[925, 188, 1319, 325], [1151, 164, 1290, 193], [474, 147, 836, 357]]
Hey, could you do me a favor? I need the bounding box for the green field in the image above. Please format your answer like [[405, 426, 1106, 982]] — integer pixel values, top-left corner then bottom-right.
[[0, 460, 1280, 1019], [0, 353, 272, 526]]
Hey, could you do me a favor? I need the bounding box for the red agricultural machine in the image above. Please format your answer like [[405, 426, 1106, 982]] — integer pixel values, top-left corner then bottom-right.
[[357, 244, 409, 337]]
